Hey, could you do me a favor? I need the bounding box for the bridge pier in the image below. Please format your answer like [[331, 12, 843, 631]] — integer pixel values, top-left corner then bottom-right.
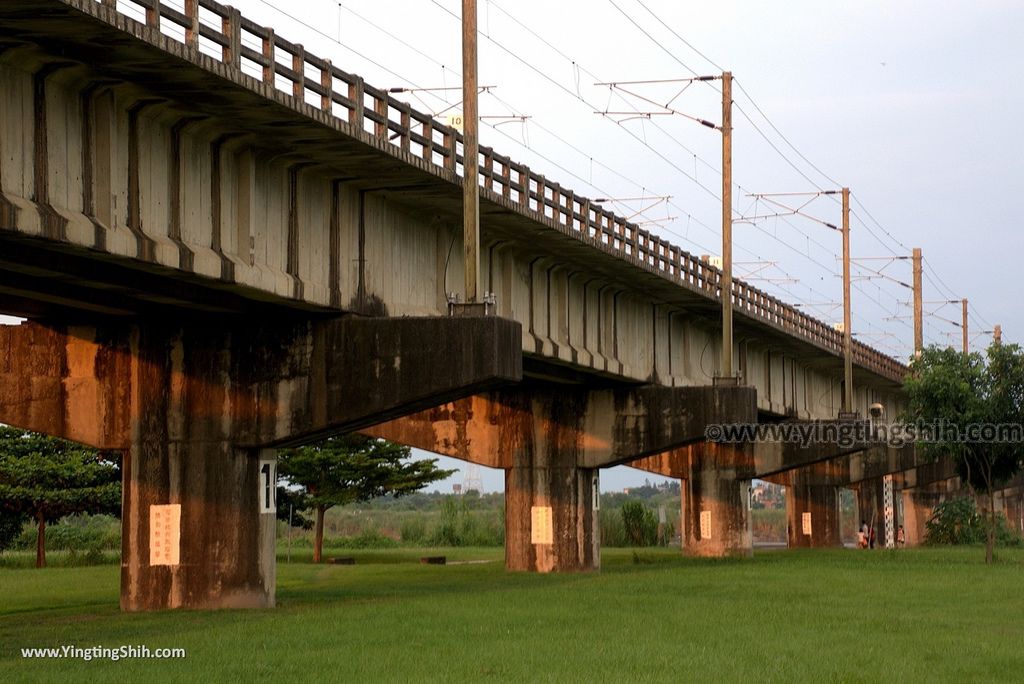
[[784, 463, 843, 548], [684, 443, 753, 557], [504, 393, 599, 572], [119, 328, 279, 610]]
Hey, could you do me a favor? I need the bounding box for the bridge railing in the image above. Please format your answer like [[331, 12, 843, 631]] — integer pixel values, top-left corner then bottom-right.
[[87, 0, 907, 383]]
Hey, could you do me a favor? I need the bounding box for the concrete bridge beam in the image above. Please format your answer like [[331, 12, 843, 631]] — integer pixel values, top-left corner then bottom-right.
[[368, 384, 756, 569]]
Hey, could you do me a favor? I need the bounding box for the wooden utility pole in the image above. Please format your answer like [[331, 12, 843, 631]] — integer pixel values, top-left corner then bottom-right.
[[961, 298, 969, 353], [994, 324, 1002, 344], [720, 71, 733, 380], [912, 247, 923, 355], [462, 0, 480, 303], [841, 187, 853, 413]]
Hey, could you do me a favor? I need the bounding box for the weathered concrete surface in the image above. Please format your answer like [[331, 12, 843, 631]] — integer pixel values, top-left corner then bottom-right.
[[366, 385, 757, 469], [367, 385, 753, 570], [0, 315, 521, 608], [501, 393, 600, 572], [0, 316, 521, 448], [784, 460, 844, 548], [684, 443, 754, 557], [634, 443, 755, 556]]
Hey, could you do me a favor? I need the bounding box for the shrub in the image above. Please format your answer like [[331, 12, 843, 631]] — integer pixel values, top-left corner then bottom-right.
[[399, 517, 427, 544], [620, 500, 658, 547], [600, 508, 627, 547], [926, 497, 1021, 547]]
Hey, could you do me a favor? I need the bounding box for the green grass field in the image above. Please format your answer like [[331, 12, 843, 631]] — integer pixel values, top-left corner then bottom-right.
[[1, 547, 1022, 682]]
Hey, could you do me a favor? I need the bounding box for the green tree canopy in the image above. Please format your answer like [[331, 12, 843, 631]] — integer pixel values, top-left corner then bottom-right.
[[0, 427, 121, 567], [904, 343, 1024, 563], [278, 434, 455, 562]]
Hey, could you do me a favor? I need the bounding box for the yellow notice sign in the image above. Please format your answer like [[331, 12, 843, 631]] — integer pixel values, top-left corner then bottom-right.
[[150, 504, 181, 566], [802, 511, 813, 536], [531, 506, 553, 545], [699, 510, 712, 540]]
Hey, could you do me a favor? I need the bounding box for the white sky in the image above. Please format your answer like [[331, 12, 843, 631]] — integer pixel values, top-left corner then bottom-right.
[[107, 1, 1024, 491]]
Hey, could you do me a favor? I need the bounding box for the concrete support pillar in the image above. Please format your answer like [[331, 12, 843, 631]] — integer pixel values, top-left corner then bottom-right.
[[684, 443, 752, 557], [900, 488, 929, 546], [786, 477, 842, 548], [119, 326, 276, 610], [504, 394, 599, 572], [784, 460, 844, 548]]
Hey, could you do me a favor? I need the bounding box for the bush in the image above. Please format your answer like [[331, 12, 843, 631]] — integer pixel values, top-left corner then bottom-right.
[[399, 517, 427, 544], [600, 508, 627, 547], [13, 513, 121, 552], [926, 497, 1021, 547], [428, 496, 503, 547], [620, 500, 658, 547], [325, 530, 400, 550]]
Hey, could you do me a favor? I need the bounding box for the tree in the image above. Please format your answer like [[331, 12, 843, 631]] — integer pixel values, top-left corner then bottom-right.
[[904, 343, 1024, 564], [0, 427, 121, 567], [274, 486, 314, 530], [0, 509, 26, 552], [277, 435, 455, 562]]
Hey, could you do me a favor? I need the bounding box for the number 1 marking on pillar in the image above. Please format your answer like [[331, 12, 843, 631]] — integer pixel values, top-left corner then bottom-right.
[[259, 458, 277, 514]]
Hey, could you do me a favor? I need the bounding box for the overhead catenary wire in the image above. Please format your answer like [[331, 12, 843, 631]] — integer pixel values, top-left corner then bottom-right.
[[248, 0, 927, 356]]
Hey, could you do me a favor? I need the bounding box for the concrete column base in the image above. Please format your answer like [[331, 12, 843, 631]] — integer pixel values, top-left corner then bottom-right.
[[684, 444, 752, 557], [121, 446, 276, 611]]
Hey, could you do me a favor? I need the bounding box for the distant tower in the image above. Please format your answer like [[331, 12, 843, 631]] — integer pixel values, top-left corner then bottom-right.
[[463, 464, 484, 494]]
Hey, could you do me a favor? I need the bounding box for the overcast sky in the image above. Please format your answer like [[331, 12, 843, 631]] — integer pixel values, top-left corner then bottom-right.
[[27, 0, 1016, 492]]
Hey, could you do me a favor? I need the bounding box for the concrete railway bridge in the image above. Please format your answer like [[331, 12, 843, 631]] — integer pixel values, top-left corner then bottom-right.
[[0, 0, 999, 611]]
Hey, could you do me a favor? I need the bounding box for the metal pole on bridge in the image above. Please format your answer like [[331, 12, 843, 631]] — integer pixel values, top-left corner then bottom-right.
[[841, 188, 853, 414], [912, 247, 923, 356], [720, 72, 734, 381], [462, 0, 480, 303], [961, 298, 969, 354]]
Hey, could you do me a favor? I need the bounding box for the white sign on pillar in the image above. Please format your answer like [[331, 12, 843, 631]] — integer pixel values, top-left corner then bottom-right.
[[592, 473, 600, 511], [699, 510, 712, 540], [883, 474, 895, 548], [149, 504, 181, 566], [531, 506, 553, 545], [802, 511, 813, 536], [258, 457, 277, 514]]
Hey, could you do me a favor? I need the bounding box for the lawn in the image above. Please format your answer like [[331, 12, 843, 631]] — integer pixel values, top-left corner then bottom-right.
[[1, 547, 1022, 682]]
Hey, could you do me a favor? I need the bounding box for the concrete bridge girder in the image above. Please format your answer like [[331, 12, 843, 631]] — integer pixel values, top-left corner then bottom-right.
[[367, 385, 757, 571]]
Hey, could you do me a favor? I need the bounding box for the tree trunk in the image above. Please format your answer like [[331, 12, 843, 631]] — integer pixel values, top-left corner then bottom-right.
[[35, 513, 46, 569], [986, 489, 996, 565], [314, 505, 325, 564]]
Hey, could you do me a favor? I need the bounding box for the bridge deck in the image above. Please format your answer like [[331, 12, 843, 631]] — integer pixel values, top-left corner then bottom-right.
[[0, 0, 905, 386]]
